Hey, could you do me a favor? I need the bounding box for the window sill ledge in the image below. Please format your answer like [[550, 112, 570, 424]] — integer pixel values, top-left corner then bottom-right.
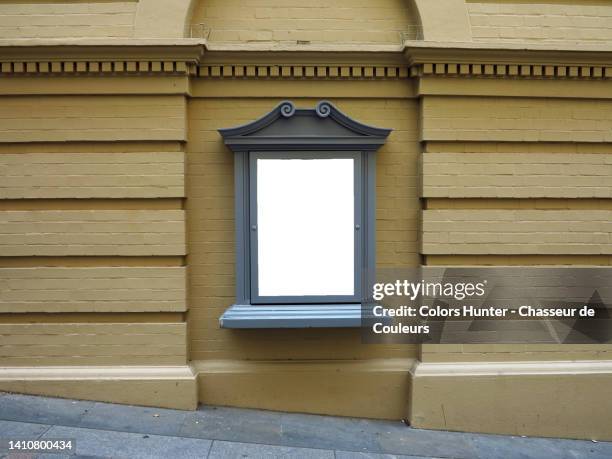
[[219, 303, 363, 329]]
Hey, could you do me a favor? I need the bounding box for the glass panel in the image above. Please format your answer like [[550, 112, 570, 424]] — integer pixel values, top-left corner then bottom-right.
[[256, 158, 355, 297]]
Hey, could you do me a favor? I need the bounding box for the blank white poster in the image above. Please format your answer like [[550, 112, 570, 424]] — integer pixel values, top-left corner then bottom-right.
[[256, 158, 355, 297]]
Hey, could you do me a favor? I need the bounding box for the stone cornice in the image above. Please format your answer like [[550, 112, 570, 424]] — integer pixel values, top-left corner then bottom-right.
[[1, 40, 612, 80], [201, 50, 406, 66], [404, 40, 612, 66], [0, 41, 203, 77], [2, 39, 612, 64], [0, 40, 204, 62], [205, 43, 404, 53], [405, 42, 612, 81]]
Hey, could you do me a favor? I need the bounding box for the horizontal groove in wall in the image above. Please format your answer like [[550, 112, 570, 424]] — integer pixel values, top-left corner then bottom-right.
[[0, 256, 185, 268], [425, 198, 612, 210], [0, 141, 183, 154], [424, 141, 612, 154], [425, 255, 612, 266], [0, 198, 183, 211], [0, 312, 185, 324]]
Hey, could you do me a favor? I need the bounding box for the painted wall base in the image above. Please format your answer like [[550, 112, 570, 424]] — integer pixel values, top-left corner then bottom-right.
[[4, 360, 610, 442], [192, 359, 414, 420], [0, 366, 198, 410], [409, 360, 612, 441]]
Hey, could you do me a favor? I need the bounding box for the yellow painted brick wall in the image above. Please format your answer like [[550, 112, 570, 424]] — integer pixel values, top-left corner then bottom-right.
[[0, 81, 189, 369], [0, 152, 185, 199], [0, 267, 186, 313], [422, 96, 612, 143], [0, 96, 186, 143], [0, 210, 186, 256], [0, 1, 137, 39], [422, 209, 612, 255], [191, 0, 417, 43], [420, 90, 612, 365], [468, 0, 612, 44], [186, 96, 419, 361], [421, 152, 612, 198], [0, 323, 187, 366], [420, 95, 612, 268]]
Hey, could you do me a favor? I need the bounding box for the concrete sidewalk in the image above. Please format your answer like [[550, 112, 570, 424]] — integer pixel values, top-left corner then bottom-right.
[[0, 392, 610, 459]]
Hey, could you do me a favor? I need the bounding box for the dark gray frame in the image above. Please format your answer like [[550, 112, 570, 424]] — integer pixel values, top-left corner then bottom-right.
[[249, 151, 362, 304], [218, 101, 391, 328]]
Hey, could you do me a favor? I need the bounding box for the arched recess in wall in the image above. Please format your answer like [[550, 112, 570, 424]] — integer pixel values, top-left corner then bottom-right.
[[187, 0, 421, 44], [132, 0, 471, 42], [133, 0, 196, 38]]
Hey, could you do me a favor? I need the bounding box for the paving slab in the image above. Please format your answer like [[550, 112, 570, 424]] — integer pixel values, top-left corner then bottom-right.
[[208, 440, 334, 459], [40, 425, 212, 459], [78, 401, 188, 437], [279, 412, 382, 452], [469, 433, 612, 459], [371, 423, 478, 458], [0, 419, 50, 438], [36, 454, 107, 459], [0, 419, 51, 458], [179, 405, 282, 445], [335, 451, 440, 459], [0, 394, 93, 427], [2, 393, 612, 459]]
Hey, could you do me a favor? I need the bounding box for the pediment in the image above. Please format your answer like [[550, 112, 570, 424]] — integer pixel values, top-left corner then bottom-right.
[[218, 101, 392, 152]]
